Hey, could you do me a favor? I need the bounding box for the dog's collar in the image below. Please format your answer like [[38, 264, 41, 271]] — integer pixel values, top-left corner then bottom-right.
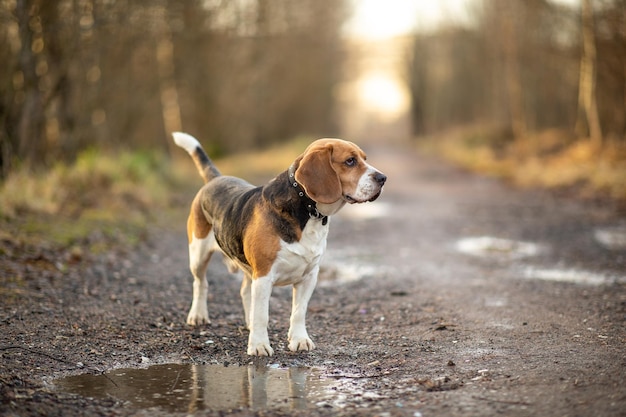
[[288, 164, 328, 226]]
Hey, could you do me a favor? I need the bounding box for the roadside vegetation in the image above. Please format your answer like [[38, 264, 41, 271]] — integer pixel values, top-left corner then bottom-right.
[[405, 2, 625, 204], [1, 149, 175, 255], [0, 140, 308, 255], [419, 125, 626, 202]]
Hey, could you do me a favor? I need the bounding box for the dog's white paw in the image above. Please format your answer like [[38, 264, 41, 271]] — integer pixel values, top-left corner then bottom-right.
[[186, 313, 210, 326], [288, 337, 315, 352], [247, 341, 274, 356]]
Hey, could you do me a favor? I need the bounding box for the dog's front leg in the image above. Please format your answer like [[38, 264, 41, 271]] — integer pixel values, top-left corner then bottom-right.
[[288, 269, 318, 352], [247, 276, 274, 356]]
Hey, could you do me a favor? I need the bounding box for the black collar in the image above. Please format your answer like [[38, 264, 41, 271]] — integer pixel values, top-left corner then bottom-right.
[[288, 164, 328, 226]]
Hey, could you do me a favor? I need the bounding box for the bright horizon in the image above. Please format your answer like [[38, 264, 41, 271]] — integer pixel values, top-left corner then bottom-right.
[[344, 0, 476, 40], [345, 0, 581, 40]]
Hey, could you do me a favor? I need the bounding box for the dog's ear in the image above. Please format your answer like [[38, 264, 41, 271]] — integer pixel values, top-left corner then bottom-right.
[[295, 144, 342, 204]]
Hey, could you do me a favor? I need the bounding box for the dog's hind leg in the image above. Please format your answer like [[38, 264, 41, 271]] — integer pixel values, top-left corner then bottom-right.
[[240, 273, 253, 329], [186, 199, 217, 326], [187, 233, 216, 325]]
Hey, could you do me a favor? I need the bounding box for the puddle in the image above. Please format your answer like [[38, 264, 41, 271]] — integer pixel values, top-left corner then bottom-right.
[[594, 226, 626, 250], [319, 262, 381, 285], [484, 297, 508, 307], [522, 267, 626, 285], [54, 364, 365, 412], [319, 248, 388, 286], [455, 236, 541, 260], [338, 201, 391, 220]]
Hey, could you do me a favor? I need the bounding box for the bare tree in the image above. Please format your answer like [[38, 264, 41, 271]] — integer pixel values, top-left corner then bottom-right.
[[14, 0, 46, 165], [575, 0, 603, 144], [498, 1, 527, 139], [0, 0, 349, 175], [155, 2, 182, 156]]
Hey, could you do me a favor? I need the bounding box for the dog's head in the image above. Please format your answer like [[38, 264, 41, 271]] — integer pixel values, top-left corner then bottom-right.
[[294, 138, 386, 205]]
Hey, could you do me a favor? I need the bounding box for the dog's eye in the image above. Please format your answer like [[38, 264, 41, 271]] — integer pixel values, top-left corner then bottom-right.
[[345, 157, 357, 167]]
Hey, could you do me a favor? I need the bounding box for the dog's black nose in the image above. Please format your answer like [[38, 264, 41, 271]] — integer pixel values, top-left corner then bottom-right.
[[374, 172, 387, 185]]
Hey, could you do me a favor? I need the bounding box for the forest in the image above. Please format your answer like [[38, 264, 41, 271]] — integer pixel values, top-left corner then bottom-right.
[[406, 0, 625, 199], [0, 0, 624, 203], [409, 0, 625, 143], [0, 0, 347, 178]]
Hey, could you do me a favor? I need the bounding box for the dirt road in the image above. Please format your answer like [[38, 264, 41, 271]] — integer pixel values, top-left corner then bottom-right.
[[1, 142, 625, 416]]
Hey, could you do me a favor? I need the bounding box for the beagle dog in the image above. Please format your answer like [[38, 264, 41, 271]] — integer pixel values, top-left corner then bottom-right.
[[172, 132, 386, 356]]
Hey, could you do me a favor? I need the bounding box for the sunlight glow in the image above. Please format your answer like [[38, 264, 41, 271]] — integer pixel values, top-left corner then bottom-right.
[[345, 0, 475, 39], [357, 72, 409, 119]]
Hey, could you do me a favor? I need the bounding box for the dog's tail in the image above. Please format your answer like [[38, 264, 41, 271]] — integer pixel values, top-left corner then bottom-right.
[[172, 132, 221, 183]]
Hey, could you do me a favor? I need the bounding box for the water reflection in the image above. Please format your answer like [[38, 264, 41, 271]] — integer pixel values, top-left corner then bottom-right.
[[54, 363, 348, 412], [455, 236, 541, 260]]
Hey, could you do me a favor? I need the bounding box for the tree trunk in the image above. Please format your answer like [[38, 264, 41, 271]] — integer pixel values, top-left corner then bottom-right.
[[575, 0, 602, 144], [499, 2, 527, 139], [15, 0, 46, 165], [155, 5, 182, 155]]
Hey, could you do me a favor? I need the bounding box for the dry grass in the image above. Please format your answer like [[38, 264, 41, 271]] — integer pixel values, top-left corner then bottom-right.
[[0, 149, 177, 218], [0, 149, 183, 250], [0, 139, 311, 249], [419, 125, 626, 201], [210, 137, 311, 183]]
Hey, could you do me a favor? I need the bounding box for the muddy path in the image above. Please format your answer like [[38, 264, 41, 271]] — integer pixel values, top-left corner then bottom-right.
[[1, 142, 625, 416]]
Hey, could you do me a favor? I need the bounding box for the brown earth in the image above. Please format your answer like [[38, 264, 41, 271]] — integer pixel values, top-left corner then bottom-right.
[[1, 143, 625, 416]]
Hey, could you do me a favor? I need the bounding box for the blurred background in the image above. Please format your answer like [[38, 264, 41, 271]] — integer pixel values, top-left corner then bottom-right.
[[0, 0, 625, 217]]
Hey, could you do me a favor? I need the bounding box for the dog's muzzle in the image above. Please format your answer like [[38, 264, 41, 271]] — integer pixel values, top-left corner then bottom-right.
[[345, 171, 387, 203]]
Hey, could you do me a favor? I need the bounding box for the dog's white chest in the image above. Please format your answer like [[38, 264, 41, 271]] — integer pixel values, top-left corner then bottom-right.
[[271, 219, 329, 286]]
